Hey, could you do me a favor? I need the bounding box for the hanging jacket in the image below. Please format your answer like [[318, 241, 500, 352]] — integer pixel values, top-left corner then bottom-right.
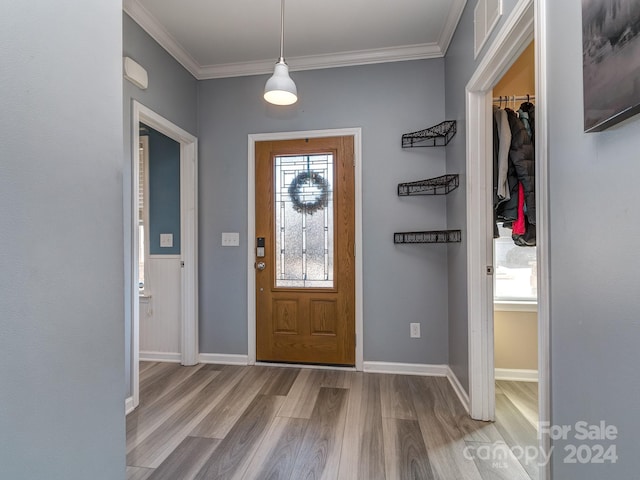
[[494, 108, 512, 200], [519, 102, 535, 144], [512, 182, 526, 236], [493, 110, 500, 238], [495, 162, 519, 223], [505, 108, 536, 224]]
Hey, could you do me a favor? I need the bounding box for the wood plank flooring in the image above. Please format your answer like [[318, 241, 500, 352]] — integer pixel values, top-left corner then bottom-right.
[[494, 380, 540, 480], [128, 362, 540, 480]]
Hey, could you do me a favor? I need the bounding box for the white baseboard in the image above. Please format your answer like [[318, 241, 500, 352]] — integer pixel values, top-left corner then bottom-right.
[[361, 362, 469, 413], [125, 396, 135, 415], [199, 353, 250, 365], [495, 368, 539, 382], [139, 351, 181, 363], [363, 361, 448, 376], [447, 367, 470, 413]]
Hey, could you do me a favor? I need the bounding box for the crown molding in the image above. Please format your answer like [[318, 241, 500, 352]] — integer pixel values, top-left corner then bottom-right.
[[438, 0, 467, 55], [197, 43, 444, 79], [123, 0, 200, 78], [123, 0, 465, 80]]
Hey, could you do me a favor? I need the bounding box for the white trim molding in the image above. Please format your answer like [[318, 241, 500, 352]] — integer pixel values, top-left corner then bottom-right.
[[123, 0, 200, 77], [363, 362, 449, 377], [130, 101, 199, 413], [440, 0, 468, 55], [465, 3, 550, 480], [447, 367, 471, 413], [465, 0, 534, 422], [139, 351, 182, 363], [125, 396, 135, 415], [362, 362, 469, 413], [123, 0, 466, 80], [495, 368, 539, 382], [199, 353, 250, 366], [535, 1, 551, 479], [494, 300, 538, 312], [198, 44, 443, 80], [247, 128, 364, 371]]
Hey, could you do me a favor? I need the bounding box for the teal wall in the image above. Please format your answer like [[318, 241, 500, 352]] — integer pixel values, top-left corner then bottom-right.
[[143, 124, 181, 255]]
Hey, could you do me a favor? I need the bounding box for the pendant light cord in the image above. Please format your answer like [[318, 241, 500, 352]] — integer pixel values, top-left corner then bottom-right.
[[279, 0, 285, 62]]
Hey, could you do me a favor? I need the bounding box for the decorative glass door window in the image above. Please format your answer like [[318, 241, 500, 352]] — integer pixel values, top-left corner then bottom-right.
[[274, 154, 334, 288]]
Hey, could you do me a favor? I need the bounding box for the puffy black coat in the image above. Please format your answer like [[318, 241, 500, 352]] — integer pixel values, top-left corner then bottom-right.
[[505, 108, 535, 224]]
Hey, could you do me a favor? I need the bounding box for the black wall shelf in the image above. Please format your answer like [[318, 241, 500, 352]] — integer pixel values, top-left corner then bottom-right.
[[402, 120, 457, 148], [394, 230, 462, 244], [398, 174, 459, 196]]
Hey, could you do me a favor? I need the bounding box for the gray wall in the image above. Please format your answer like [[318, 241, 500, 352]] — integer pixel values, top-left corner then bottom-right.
[[0, 2, 125, 479], [198, 60, 450, 363], [123, 13, 197, 394], [445, 0, 640, 476], [444, 0, 520, 391], [546, 1, 640, 477]]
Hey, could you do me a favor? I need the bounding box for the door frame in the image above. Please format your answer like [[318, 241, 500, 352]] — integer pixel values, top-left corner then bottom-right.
[[465, 0, 550, 477], [128, 101, 199, 412], [247, 128, 363, 370]]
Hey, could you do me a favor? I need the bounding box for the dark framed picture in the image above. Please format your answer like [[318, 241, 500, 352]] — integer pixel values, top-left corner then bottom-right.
[[582, 0, 640, 132]]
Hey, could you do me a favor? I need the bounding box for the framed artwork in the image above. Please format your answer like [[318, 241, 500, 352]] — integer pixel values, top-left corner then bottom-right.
[[582, 0, 640, 132]]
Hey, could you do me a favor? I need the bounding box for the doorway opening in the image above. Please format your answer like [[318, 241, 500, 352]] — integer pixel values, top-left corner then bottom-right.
[[127, 101, 199, 412], [247, 128, 364, 370], [465, 0, 550, 479], [492, 40, 540, 479]]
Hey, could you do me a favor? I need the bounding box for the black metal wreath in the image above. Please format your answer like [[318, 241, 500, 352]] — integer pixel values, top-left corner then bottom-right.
[[288, 171, 329, 214]]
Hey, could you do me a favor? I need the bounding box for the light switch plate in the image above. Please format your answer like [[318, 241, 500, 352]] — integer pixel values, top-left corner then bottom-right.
[[410, 323, 421, 338], [221, 232, 240, 247], [160, 233, 173, 248]]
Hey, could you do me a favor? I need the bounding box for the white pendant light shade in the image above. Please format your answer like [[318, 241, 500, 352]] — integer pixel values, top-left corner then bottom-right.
[[264, 0, 297, 105], [264, 60, 297, 105]]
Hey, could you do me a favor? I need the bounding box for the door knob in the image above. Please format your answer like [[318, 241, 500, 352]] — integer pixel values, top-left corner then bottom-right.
[[256, 261, 266, 270]]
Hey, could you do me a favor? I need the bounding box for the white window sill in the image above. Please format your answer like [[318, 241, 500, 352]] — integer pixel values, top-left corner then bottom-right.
[[494, 300, 537, 312]]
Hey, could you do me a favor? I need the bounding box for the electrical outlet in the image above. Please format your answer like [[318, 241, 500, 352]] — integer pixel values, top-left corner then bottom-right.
[[410, 323, 421, 338]]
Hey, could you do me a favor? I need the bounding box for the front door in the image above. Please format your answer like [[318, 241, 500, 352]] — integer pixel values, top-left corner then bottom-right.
[[255, 136, 355, 366]]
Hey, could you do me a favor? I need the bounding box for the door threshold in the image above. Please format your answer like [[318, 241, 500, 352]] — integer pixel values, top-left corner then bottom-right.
[[255, 361, 357, 372]]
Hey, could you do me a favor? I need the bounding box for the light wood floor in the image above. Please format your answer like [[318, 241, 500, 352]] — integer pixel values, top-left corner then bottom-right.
[[495, 380, 540, 480], [127, 362, 540, 480]]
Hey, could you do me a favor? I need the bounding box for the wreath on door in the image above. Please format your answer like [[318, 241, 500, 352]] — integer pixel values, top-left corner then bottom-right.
[[288, 171, 329, 214]]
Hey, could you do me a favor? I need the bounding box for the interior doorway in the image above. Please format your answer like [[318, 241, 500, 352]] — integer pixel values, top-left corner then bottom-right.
[[465, 0, 550, 478], [247, 128, 364, 371], [127, 101, 199, 412], [491, 40, 540, 480], [138, 123, 182, 363]]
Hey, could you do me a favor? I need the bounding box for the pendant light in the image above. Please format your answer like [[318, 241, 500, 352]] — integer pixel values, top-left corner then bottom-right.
[[264, 0, 297, 105]]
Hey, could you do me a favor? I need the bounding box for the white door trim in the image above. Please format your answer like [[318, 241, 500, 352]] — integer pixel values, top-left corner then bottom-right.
[[129, 101, 199, 411], [247, 128, 363, 370], [534, 2, 552, 478], [466, 2, 550, 478]]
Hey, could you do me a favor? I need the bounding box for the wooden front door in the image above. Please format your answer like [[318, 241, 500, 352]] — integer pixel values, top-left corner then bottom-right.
[[255, 136, 355, 366]]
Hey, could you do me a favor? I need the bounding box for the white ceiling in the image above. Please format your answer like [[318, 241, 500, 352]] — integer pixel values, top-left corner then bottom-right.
[[123, 0, 467, 80]]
